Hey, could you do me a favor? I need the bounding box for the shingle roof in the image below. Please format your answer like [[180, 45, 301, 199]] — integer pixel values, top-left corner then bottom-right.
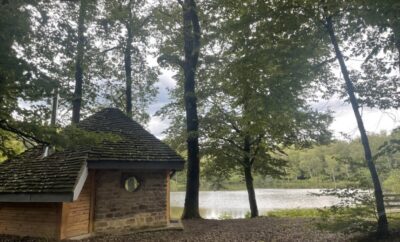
[[79, 108, 184, 164], [0, 147, 88, 200], [0, 108, 184, 201]]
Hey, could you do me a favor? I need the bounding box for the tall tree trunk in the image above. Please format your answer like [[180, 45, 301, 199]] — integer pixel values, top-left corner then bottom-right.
[[394, 35, 400, 74], [71, 0, 87, 124], [181, 0, 201, 219], [390, 25, 400, 73], [49, 86, 59, 154], [325, 15, 389, 238], [124, 0, 133, 118], [51, 86, 58, 126], [243, 135, 258, 218]]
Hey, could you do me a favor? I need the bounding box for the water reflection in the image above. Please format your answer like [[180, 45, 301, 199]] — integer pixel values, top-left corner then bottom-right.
[[170, 189, 341, 219]]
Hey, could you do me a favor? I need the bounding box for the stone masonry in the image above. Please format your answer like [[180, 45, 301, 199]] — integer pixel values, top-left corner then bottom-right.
[[94, 170, 168, 234]]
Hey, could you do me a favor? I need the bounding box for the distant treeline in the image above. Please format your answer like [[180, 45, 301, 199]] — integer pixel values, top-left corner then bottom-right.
[[171, 129, 400, 192]]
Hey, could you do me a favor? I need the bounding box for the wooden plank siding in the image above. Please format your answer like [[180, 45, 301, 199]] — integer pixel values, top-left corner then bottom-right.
[[89, 170, 96, 233], [0, 203, 60, 239], [166, 170, 170, 222], [0, 171, 94, 240], [60, 171, 93, 239]]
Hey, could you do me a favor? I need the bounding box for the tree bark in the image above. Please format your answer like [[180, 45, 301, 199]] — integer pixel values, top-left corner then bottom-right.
[[124, 0, 133, 118], [243, 135, 258, 218], [51, 86, 58, 126], [71, 0, 87, 124], [395, 36, 400, 73], [389, 23, 400, 73], [325, 15, 389, 238], [181, 0, 201, 219]]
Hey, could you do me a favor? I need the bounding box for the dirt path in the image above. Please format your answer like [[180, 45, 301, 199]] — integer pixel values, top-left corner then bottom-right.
[[82, 217, 355, 242], [2, 217, 399, 241]]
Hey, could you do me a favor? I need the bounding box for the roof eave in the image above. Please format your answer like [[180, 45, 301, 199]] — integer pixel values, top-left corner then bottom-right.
[[0, 192, 74, 203], [0, 163, 89, 203], [87, 160, 185, 170]]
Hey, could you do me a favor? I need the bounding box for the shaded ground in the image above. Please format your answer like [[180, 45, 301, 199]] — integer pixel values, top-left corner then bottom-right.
[[1, 217, 400, 242], [83, 217, 357, 242]]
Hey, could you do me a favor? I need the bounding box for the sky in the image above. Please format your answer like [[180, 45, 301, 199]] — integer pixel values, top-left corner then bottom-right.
[[312, 99, 400, 140], [145, 70, 400, 140], [146, 70, 177, 139]]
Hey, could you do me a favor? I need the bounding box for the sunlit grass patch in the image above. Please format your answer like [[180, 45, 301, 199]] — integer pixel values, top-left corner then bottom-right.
[[266, 208, 323, 218], [266, 207, 400, 236]]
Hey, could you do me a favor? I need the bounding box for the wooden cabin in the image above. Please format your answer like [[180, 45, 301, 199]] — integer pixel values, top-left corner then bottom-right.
[[0, 108, 184, 240]]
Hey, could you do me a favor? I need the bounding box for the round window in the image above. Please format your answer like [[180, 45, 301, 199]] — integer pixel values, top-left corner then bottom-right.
[[124, 176, 140, 192]]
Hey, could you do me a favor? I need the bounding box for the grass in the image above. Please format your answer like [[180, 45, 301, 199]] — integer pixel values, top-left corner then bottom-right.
[[170, 178, 357, 192], [387, 212, 400, 230], [266, 208, 323, 218], [170, 207, 212, 220], [266, 207, 400, 237]]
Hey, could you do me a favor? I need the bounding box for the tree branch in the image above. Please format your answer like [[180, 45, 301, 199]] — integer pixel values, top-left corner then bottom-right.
[[221, 150, 246, 167], [157, 54, 184, 68], [249, 134, 264, 165], [219, 137, 244, 151], [0, 120, 49, 145], [312, 57, 336, 70], [139, 15, 152, 29], [177, 0, 183, 7], [213, 104, 242, 135], [87, 44, 123, 58], [250, 134, 264, 146]]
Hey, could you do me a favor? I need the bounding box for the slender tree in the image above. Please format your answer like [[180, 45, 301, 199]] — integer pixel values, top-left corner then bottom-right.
[[323, 9, 389, 238], [51, 87, 59, 126], [26, 0, 99, 125], [179, 0, 202, 219], [98, 0, 158, 123], [71, 0, 88, 124], [124, 0, 134, 118]]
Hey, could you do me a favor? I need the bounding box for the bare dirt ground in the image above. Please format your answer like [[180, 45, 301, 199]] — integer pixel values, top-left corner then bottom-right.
[[1, 217, 399, 242], [82, 217, 356, 242]]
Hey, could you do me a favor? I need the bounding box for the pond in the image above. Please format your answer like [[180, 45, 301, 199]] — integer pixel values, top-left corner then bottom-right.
[[170, 189, 342, 219]]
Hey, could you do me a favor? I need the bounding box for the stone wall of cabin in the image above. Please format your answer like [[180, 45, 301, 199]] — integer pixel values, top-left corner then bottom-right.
[[0, 203, 60, 239], [94, 170, 168, 234]]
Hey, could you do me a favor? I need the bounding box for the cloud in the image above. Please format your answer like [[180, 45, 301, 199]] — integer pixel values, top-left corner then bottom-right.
[[147, 115, 170, 139], [313, 98, 400, 139], [146, 70, 177, 138], [148, 70, 177, 114]]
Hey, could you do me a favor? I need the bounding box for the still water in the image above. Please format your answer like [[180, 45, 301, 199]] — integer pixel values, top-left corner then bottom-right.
[[170, 189, 341, 219]]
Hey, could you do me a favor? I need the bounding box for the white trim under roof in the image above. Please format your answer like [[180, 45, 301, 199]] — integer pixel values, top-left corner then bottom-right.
[[73, 166, 88, 201]]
